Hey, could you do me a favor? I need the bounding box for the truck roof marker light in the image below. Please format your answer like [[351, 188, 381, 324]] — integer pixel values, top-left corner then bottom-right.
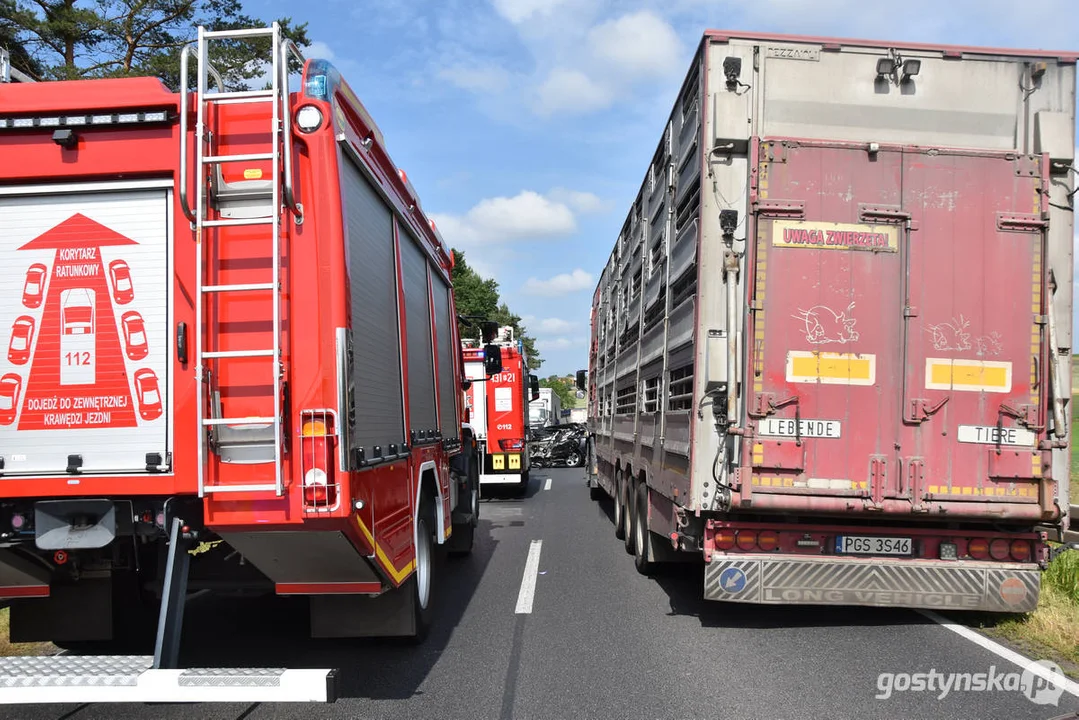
[[295, 105, 323, 133], [0, 110, 170, 131]]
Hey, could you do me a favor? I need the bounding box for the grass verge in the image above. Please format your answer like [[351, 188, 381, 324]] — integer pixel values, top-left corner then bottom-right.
[[0, 606, 57, 657]]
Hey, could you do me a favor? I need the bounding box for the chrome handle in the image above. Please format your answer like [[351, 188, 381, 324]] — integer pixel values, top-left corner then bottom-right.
[[280, 38, 305, 223], [179, 44, 195, 222]]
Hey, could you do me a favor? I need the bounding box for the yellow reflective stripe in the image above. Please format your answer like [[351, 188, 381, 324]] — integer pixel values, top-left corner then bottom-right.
[[925, 358, 1012, 393], [355, 515, 414, 585], [786, 351, 876, 386]]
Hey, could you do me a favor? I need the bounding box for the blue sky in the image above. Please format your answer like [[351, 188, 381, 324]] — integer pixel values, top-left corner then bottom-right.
[[251, 0, 1079, 375]]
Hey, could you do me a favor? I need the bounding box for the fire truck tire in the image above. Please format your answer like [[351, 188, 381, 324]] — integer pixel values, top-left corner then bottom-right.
[[515, 471, 530, 497], [613, 470, 626, 540], [634, 482, 655, 575], [623, 477, 636, 555], [449, 481, 478, 558], [407, 495, 437, 643]]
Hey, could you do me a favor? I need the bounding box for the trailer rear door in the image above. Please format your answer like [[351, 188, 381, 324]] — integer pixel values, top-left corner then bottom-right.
[[0, 181, 172, 476], [750, 140, 1048, 509]]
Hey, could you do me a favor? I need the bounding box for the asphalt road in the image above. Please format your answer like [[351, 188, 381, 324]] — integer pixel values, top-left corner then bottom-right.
[[5, 467, 1079, 720]]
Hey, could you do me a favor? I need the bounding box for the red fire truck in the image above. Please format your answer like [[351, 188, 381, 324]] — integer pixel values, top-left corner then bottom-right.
[[0, 24, 497, 702], [463, 327, 539, 495]]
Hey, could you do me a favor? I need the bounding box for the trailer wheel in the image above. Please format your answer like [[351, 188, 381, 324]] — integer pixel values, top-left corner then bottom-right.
[[613, 470, 626, 540], [623, 477, 636, 555], [633, 482, 655, 575], [407, 495, 437, 642]]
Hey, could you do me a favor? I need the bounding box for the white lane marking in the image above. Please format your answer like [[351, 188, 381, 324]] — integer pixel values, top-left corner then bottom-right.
[[514, 540, 543, 614], [543, 477, 552, 491], [918, 609, 1079, 699]]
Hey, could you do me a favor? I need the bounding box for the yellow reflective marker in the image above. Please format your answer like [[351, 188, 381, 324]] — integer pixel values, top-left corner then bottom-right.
[[786, 351, 876, 386], [925, 358, 1012, 393]]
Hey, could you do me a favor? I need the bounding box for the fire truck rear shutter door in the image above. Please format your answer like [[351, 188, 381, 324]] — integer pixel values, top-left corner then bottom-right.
[[399, 229, 437, 438], [340, 153, 405, 456], [431, 277, 458, 441]]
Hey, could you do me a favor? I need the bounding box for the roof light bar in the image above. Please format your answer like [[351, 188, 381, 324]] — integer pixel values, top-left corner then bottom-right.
[[0, 110, 172, 131]]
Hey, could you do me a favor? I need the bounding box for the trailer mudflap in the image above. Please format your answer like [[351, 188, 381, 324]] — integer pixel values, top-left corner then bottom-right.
[[704, 554, 1039, 612], [0, 656, 337, 704]]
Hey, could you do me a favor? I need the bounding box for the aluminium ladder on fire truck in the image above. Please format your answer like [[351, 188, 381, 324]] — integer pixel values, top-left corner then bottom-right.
[[182, 22, 305, 497], [0, 26, 336, 705]]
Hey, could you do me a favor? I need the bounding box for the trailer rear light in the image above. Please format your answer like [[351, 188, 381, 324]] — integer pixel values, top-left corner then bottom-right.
[[9, 513, 25, 531], [939, 542, 958, 561], [0, 110, 172, 131], [736, 530, 758, 551], [967, 538, 989, 559], [1009, 540, 1031, 562], [714, 529, 736, 551], [757, 530, 779, 552], [989, 539, 1011, 561], [300, 413, 338, 510]]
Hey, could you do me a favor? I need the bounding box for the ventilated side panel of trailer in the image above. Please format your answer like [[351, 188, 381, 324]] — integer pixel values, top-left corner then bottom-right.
[[399, 229, 437, 438], [431, 278, 458, 441], [340, 154, 405, 455]]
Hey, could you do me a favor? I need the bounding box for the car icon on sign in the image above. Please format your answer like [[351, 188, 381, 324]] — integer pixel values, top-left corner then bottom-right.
[[109, 259, 134, 304], [8, 316, 35, 365], [0, 374, 22, 426], [120, 311, 148, 361], [134, 368, 162, 421], [22, 264, 48, 309]]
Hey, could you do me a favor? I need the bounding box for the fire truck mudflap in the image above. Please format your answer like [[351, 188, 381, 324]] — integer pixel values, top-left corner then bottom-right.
[[0, 181, 172, 477], [704, 556, 1040, 612]]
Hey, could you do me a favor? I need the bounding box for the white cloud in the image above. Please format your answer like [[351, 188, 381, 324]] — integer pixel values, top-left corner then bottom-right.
[[432, 187, 606, 248], [523, 269, 594, 296], [537, 318, 578, 334], [306, 41, 336, 63], [536, 336, 589, 350], [587, 10, 682, 79], [438, 64, 510, 93], [547, 188, 609, 214], [535, 68, 614, 116], [492, 0, 572, 24]]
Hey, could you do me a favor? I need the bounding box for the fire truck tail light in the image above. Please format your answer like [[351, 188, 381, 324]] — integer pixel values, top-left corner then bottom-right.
[[714, 529, 736, 551], [989, 538, 1011, 561], [736, 530, 758, 551], [300, 412, 338, 509], [1009, 540, 1031, 562], [757, 530, 780, 552], [498, 438, 524, 451], [967, 538, 989, 559]]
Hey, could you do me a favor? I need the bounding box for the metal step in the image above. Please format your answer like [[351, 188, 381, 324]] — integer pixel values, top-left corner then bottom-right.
[[204, 152, 275, 164], [201, 282, 276, 293], [0, 656, 336, 704], [202, 217, 274, 228], [202, 417, 276, 426], [201, 349, 275, 359], [202, 483, 280, 494]]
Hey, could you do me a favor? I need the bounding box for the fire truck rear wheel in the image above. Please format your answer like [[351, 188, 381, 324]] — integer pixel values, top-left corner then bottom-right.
[[613, 470, 626, 540], [623, 477, 636, 555], [515, 471, 530, 497], [408, 496, 437, 642], [634, 481, 655, 575], [449, 481, 477, 558]]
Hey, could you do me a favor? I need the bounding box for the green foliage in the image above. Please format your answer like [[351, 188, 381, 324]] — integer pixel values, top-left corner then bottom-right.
[[3, 0, 308, 88], [450, 249, 541, 371], [539, 375, 575, 410]]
